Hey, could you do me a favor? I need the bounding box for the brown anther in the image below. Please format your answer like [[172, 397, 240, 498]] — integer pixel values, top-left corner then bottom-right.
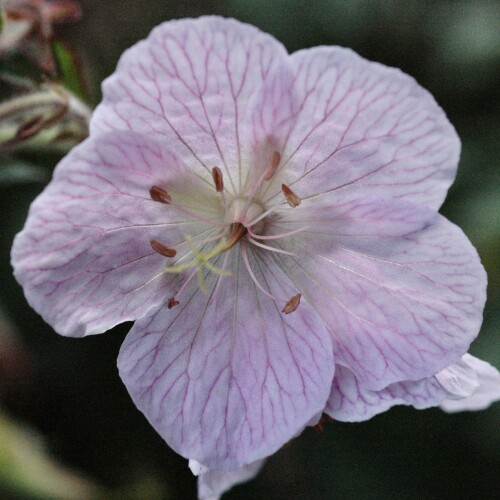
[[264, 150, 281, 181], [168, 297, 179, 309], [281, 184, 301, 207], [212, 166, 224, 192], [150, 239, 177, 258], [149, 185, 171, 204], [282, 293, 301, 314]]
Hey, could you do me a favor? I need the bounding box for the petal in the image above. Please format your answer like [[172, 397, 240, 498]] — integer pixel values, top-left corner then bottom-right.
[[326, 364, 447, 422], [118, 246, 334, 471], [12, 131, 217, 336], [242, 60, 297, 185], [275, 197, 486, 389], [260, 46, 459, 211], [91, 16, 287, 194], [439, 355, 500, 412], [190, 459, 265, 500], [434, 353, 480, 399]]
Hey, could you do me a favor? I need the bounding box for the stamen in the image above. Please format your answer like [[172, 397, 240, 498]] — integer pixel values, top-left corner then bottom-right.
[[241, 245, 285, 302], [264, 151, 281, 181], [149, 184, 226, 226], [149, 185, 172, 204], [168, 267, 199, 307], [246, 202, 288, 227], [282, 293, 301, 314], [212, 166, 228, 211], [150, 239, 177, 258], [247, 226, 306, 240], [167, 297, 179, 309], [247, 236, 297, 256], [212, 166, 224, 192], [240, 150, 283, 220], [282, 184, 301, 207]]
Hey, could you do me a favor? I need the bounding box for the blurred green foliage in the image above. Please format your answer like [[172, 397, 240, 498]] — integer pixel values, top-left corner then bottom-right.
[[0, 1, 498, 499]]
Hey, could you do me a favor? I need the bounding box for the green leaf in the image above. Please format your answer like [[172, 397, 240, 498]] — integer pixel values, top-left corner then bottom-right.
[[52, 40, 85, 100]]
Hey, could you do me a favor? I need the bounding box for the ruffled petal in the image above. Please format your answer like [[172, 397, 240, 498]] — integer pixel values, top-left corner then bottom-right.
[[91, 16, 288, 194], [259, 46, 459, 211], [12, 131, 217, 336], [117, 247, 334, 471], [326, 364, 447, 422], [439, 354, 500, 412], [274, 197, 486, 389], [190, 459, 265, 500], [434, 353, 480, 398], [327, 354, 500, 421]]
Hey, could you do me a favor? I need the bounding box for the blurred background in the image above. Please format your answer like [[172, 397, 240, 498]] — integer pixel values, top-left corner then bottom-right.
[[0, 0, 498, 498]]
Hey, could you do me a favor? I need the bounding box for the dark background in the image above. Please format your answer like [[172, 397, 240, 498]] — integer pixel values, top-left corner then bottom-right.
[[1, 1, 498, 498]]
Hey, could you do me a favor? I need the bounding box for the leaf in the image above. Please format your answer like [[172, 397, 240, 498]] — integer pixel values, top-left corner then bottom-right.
[[53, 40, 85, 100]]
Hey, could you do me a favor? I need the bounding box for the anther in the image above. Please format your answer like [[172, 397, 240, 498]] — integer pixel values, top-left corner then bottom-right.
[[282, 293, 301, 314], [150, 239, 177, 258], [264, 151, 281, 181], [281, 184, 301, 207], [212, 166, 224, 192], [168, 297, 179, 309], [149, 185, 172, 204]]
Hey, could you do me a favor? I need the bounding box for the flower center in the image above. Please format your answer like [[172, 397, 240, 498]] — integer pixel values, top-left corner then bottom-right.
[[225, 198, 265, 233], [148, 152, 305, 314]]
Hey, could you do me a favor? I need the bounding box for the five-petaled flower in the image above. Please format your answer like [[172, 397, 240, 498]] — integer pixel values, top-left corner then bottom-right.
[[11, 17, 500, 499]]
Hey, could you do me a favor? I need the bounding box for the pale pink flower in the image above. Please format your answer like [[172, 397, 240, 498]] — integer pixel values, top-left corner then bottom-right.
[[11, 17, 499, 498]]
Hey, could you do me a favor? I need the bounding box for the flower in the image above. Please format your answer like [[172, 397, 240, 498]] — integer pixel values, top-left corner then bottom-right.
[[11, 16, 499, 499]]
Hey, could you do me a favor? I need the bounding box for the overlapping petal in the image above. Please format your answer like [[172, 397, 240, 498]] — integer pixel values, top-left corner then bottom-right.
[[274, 197, 486, 389], [91, 16, 288, 195], [326, 364, 447, 422], [118, 246, 334, 470], [12, 131, 218, 337], [327, 354, 500, 421], [439, 355, 500, 412]]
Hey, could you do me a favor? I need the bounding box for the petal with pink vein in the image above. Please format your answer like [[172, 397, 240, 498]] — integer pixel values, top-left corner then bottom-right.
[[118, 246, 334, 470]]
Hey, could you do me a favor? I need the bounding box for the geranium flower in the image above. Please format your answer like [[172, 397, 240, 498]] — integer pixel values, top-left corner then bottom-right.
[[11, 17, 499, 499]]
